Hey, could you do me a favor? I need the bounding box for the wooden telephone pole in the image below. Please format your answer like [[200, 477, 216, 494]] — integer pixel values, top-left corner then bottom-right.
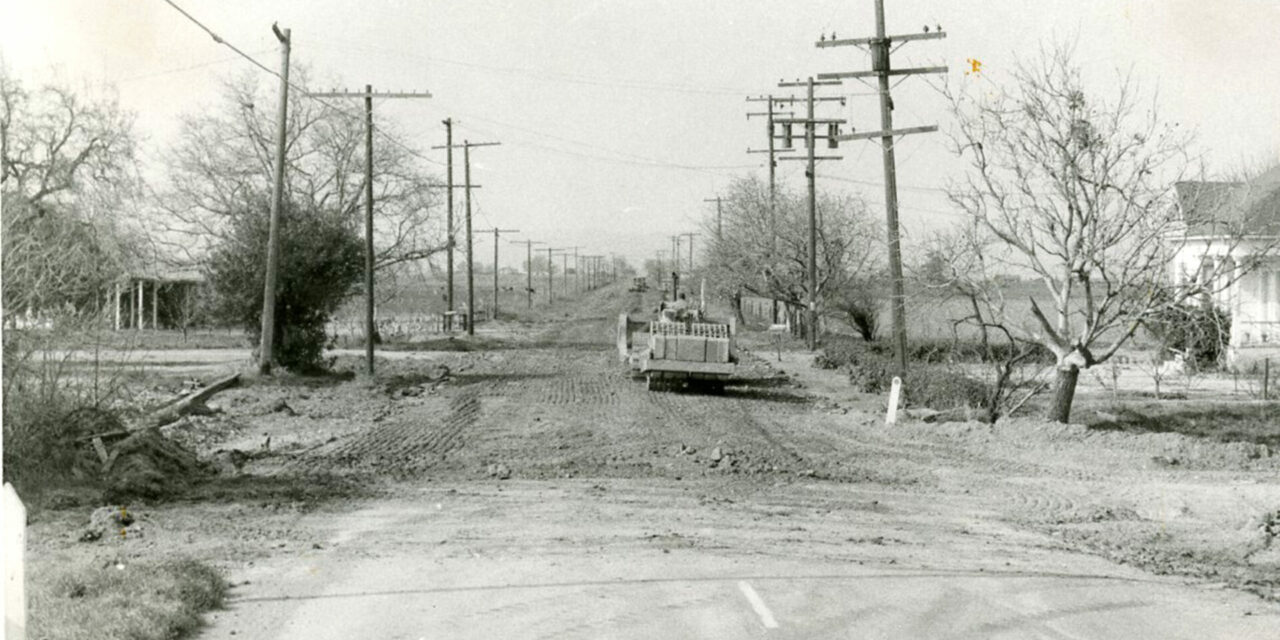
[[746, 96, 803, 247], [776, 77, 846, 351], [308, 86, 433, 375], [816, 2, 946, 379], [546, 247, 569, 305], [511, 239, 545, 308], [429, 139, 500, 336], [679, 232, 698, 272], [487, 228, 519, 318], [702, 197, 724, 241], [258, 23, 290, 375], [440, 118, 456, 330]]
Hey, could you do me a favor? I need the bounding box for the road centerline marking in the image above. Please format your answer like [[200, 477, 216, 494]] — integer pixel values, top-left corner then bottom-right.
[[738, 580, 779, 629]]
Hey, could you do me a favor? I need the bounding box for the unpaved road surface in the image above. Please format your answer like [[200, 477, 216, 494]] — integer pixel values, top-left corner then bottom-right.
[[187, 292, 1279, 638]]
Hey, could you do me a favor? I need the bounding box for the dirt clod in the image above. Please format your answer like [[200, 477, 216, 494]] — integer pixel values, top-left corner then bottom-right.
[[269, 399, 298, 416], [80, 505, 141, 542]]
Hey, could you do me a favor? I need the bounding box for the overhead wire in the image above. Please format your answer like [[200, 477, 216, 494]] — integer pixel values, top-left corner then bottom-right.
[[447, 112, 759, 174], [159, 0, 444, 168], [313, 37, 762, 97], [114, 53, 261, 84]]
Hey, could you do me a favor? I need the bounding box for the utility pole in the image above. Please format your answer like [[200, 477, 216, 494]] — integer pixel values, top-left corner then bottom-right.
[[309, 86, 433, 375], [702, 197, 724, 241], [776, 77, 845, 350], [680, 232, 698, 271], [546, 247, 568, 304], [430, 139, 500, 336], [749, 92, 841, 325], [572, 247, 581, 295], [816, 5, 946, 379], [489, 228, 519, 318], [583, 255, 604, 290], [746, 96, 805, 246], [558, 246, 581, 297], [511, 240, 545, 308], [258, 23, 290, 375], [441, 118, 455, 331]]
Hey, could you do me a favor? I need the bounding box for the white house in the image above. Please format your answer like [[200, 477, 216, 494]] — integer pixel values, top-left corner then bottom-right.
[[1168, 165, 1280, 367]]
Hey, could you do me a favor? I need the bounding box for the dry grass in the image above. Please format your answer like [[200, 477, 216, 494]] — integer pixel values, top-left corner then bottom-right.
[[1084, 400, 1280, 449], [29, 556, 226, 640]]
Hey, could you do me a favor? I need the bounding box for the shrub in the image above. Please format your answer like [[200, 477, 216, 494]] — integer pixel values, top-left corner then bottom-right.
[[1142, 302, 1231, 370], [830, 279, 882, 342], [816, 336, 994, 412], [2, 315, 139, 490], [206, 199, 363, 373]]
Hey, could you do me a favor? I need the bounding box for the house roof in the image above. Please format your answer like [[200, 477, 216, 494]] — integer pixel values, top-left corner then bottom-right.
[[1176, 165, 1280, 237], [126, 265, 205, 283]]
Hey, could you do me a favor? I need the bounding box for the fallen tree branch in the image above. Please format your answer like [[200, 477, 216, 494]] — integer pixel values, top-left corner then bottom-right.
[[142, 373, 241, 430]]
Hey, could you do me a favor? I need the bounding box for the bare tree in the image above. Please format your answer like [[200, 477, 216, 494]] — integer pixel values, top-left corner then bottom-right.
[[702, 175, 881, 338], [917, 230, 1050, 421], [1, 70, 139, 322], [945, 42, 1271, 422], [155, 70, 446, 271]]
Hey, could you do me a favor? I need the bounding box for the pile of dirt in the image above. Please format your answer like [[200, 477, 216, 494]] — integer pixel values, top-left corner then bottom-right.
[[104, 428, 211, 502]]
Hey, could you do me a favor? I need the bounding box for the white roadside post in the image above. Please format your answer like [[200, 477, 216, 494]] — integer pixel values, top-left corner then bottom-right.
[[886, 376, 903, 426], [3, 483, 27, 640]]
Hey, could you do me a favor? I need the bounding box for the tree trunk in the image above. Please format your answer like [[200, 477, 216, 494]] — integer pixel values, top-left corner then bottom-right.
[[1046, 364, 1080, 423], [731, 290, 745, 324]]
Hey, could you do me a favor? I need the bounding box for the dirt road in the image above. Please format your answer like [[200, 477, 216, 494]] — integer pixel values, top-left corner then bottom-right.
[[183, 292, 1279, 638]]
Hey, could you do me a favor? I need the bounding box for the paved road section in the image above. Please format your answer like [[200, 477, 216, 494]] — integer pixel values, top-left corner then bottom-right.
[[203, 485, 1276, 639]]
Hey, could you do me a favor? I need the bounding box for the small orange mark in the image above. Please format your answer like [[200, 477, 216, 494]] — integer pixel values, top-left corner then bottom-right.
[[965, 58, 983, 76]]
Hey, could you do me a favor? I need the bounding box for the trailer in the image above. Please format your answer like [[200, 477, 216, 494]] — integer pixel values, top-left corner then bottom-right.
[[617, 313, 737, 392]]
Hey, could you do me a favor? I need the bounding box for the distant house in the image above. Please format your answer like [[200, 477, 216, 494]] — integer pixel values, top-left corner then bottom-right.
[[1168, 165, 1280, 367], [111, 264, 205, 331]]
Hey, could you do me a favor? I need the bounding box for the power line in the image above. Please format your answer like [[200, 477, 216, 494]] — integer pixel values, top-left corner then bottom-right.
[[312, 38, 759, 97], [158, 0, 444, 168], [449, 112, 759, 174], [159, 0, 277, 75], [114, 53, 259, 84]]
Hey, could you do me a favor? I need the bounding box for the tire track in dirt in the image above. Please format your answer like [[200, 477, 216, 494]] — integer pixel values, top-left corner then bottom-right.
[[293, 387, 483, 475], [643, 388, 813, 476]]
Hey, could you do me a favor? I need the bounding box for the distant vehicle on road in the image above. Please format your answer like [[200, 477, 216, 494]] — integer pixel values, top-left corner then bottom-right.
[[627, 276, 648, 292]]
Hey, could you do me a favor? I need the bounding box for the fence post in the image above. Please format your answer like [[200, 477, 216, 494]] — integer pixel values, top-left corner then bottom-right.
[[4, 483, 26, 640]]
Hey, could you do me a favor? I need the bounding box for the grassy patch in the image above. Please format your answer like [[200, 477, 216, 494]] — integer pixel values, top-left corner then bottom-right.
[[1085, 402, 1280, 449], [30, 556, 226, 640]]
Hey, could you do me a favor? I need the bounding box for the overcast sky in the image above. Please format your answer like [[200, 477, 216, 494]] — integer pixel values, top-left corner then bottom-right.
[[3, 0, 1278, 269]]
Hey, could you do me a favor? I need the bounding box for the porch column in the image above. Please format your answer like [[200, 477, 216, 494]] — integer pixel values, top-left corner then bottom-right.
[[136, 280, 144, 330], [152, 281, 159, 330]]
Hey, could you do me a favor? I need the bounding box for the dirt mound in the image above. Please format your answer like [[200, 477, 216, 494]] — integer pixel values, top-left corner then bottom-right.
[[79, 505, 147, 542], [104, 428, 210, 502]]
